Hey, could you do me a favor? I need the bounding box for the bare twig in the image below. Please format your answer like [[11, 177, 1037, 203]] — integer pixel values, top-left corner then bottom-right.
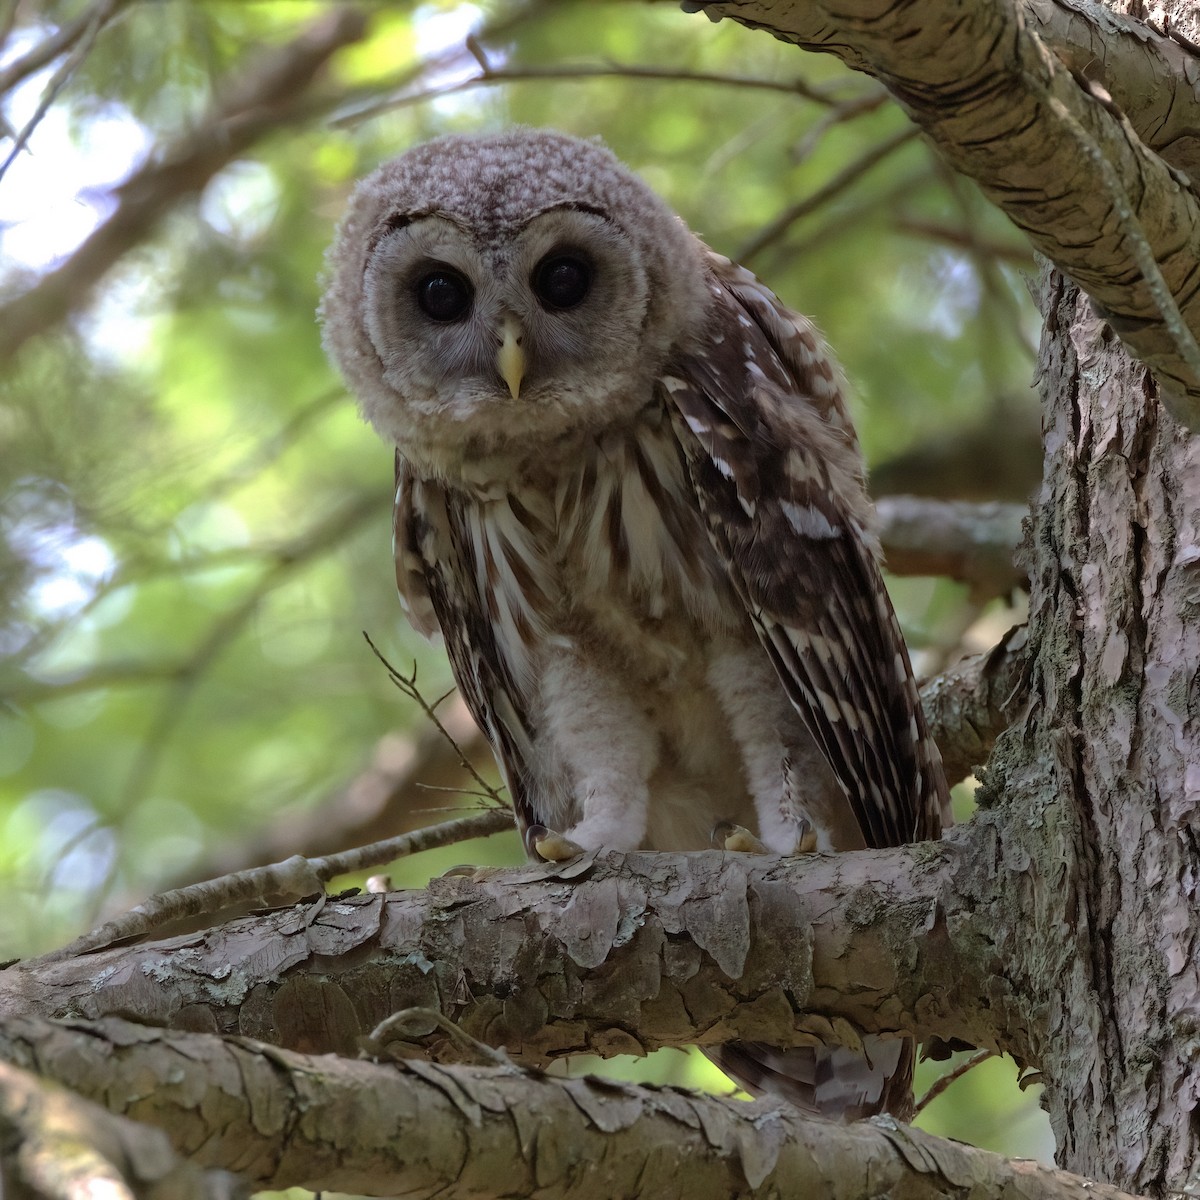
[[790, 88, 889, 163], [38, 806, 514, 965], [363, 635, 506, 807], [131, 690, 494, 894], [914, 1048, 997, 1117], [0, 0, 129, 98], [0, 9, 367, 361], [738, 126, 921, 262], [764, 165, 936, 271], [0, 1, 109, 180], [1050, 93, 1200, 399], [894, 218, 1035, 268], [333, 59, 850, 128], [366, 1006, 512, 1065]]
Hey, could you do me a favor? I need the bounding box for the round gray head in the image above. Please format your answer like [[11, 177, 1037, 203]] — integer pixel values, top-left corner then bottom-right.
[[319, 129, 711, 475]]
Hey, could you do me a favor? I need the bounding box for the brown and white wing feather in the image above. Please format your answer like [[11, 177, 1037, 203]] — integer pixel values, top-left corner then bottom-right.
[[662, 252, 948, 849], [393, 455, 541, 840]]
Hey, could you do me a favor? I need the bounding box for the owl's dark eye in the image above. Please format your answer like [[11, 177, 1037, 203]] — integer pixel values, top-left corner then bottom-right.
[[416, 269, 473, 322], [532, 253, 592, 311]]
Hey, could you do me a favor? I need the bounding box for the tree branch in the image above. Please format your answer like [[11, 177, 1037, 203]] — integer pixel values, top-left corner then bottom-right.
[[689, 0, 1200, 428], [0, 9, 367, 361], [2, 822, 1033, 1067], [0, 1015, 1146, 1199], [920, 627, 1029, 785], [876, 496, 1026, 594], [0, 0, 130, 98], [0, 1059, 231, 1200], [37, 805, 514, 965]]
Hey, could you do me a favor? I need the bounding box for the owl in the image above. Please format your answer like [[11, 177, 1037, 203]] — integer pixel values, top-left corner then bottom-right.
[[320, 128, 950, 1121]]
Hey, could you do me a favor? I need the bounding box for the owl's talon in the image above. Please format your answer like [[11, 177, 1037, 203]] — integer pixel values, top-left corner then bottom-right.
[[713, 821, 769, 855], [529, 825, 587, 863], [711, 822, 817, 854]]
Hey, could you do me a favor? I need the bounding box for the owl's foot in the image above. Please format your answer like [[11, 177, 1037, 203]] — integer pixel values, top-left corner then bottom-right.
[[712, 821, 818, 855], [527, 825, 587, 863], [713, 821, 768, 854]]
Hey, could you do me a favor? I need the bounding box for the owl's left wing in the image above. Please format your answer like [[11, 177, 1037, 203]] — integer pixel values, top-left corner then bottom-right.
[[661, 253, 948, 850]]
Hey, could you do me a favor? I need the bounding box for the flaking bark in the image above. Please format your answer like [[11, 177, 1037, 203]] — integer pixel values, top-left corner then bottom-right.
[[975, 269, 1200, 1195], [2, 831, 1025, 1068], [692, 0, 1200, 427], [0, 1015, 1148, 1199]]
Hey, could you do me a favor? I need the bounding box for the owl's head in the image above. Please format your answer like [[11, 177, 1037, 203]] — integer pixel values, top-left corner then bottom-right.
[[320, 129, 710, 476]]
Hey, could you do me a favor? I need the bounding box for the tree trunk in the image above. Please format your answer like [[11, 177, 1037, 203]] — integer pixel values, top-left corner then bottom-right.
[[981, 267, 1200, 1195]]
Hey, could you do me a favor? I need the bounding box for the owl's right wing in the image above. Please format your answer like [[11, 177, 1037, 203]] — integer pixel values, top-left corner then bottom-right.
[[393, 453, 538, 837]]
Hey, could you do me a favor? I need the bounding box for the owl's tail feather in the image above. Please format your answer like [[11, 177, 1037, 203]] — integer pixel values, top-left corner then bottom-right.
[[706, 1035, 914, 1122]]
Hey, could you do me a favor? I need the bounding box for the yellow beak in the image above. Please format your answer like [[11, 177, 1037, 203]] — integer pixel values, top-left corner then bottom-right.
[[497, 315, 526, 400]]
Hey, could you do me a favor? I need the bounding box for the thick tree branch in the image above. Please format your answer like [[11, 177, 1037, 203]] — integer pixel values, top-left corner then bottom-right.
[[690, 0, 1200, 428], [876, 496, 1026, 594], [1023, 0, 1200, 179], [2, 821, 1034, 1068], [0, 1015, 1145, 1199], [0, 1059, 231, 1200]]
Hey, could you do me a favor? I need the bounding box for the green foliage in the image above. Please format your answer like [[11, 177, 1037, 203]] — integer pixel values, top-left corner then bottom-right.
[[0, 0, 1043, 1168]]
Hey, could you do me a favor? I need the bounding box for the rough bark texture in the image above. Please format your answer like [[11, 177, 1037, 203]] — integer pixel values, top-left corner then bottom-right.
[[2, 837, 1025, 1069], [977, 269, 1200, 1196], [692, 0, 1200, 427], [0, 1016, 1147, 1199]]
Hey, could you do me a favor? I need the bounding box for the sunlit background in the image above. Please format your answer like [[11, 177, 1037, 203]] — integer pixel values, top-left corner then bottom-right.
[[0, 1, 1048, 1186]]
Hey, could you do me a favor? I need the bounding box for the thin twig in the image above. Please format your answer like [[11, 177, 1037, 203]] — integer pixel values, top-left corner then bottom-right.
[[0, 8, 368, 360], [365, 1006, 512, 1066], [913, 1049, 996, 1117], [791, 88, 889, 163], [363, 635, 506, 807], [333, 60, 848, 129], [36, 806, 515, 965], [0, 0, 127, 98], [738, 126, 921, 262], [894, 218, 1035, 268], [771, 166, 933, 262], [1049, 93, 1200, 402], [413, 783, 504, 803], [0, 1, 109, 180]]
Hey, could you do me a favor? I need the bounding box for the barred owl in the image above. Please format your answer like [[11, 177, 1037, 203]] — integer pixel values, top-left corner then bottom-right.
[[320, 129, 950, 1120]]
